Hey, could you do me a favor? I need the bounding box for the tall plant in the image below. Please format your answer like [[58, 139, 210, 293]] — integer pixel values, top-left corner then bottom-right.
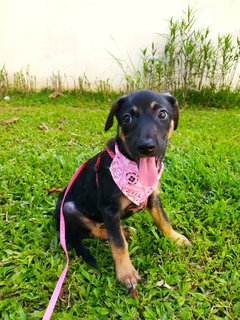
[[0, 66, 9, 95], [112, 6, 240, 98]]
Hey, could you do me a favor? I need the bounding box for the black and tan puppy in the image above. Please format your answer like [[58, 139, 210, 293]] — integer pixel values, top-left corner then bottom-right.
[[56, 90, 191, 289]]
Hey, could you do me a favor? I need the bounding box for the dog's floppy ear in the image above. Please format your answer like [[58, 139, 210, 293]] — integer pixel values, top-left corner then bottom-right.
[[163, 93, 179, 130], [105, 95, 127, 131]]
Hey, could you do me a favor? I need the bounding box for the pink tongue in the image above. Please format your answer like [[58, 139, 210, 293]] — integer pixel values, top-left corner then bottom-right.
[[138, 157, 158, 187]]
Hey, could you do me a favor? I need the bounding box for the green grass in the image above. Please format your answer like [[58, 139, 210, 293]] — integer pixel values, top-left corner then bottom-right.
[[0, 92, 239, 319]]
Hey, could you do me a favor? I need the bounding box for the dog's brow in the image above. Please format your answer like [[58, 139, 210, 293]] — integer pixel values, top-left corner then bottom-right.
[[150, 101, 160, 109], [131, 105, 139, 114]]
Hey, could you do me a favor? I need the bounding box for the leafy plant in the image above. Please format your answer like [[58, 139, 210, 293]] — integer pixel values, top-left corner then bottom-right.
[[72, 73, 91, 93], [47, 71, 69, 92], [0, 66, 9, 95], [112, 6, 240, 101], [13, 65, 36, 93]]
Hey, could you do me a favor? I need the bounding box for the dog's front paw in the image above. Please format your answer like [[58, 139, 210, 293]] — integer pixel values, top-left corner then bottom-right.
[[168, 230, 192, 246], [116, 259, 141, 289]]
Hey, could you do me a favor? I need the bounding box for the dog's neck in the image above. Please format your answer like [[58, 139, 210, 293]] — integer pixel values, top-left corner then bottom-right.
[[108, 141, 164, 206], [116, 136, 135, 162]]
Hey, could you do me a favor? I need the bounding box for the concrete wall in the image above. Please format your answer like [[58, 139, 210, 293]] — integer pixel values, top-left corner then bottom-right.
[[1, 0, 239, 88]]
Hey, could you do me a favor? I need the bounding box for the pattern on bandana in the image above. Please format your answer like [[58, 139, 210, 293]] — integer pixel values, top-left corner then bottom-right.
[[109, 144, 164, 206]]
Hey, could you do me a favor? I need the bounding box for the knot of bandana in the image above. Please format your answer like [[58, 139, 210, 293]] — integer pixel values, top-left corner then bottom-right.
[[109, 144, 164, 206]]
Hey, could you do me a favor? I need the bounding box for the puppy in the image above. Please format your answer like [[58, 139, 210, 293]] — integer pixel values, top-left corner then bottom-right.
[[56, 90, 191, 289]]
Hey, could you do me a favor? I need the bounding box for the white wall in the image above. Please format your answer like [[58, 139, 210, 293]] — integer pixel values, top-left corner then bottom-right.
[[0, 0, 239, 88]]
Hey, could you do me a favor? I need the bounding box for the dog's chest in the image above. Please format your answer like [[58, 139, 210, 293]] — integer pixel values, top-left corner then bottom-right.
[[119, 196, 146, 219]]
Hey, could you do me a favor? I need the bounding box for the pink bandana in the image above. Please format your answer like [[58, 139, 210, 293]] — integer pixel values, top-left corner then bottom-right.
[[109, 144, 164, 206]]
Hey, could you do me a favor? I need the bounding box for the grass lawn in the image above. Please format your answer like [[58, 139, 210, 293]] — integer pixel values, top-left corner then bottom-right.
[[0, 92, 239, 319]]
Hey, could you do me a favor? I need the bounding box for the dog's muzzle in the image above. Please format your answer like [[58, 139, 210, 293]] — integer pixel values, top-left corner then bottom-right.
[[137, 138, 156, 156]]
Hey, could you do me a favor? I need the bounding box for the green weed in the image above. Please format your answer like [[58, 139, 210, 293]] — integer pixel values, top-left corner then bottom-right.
[[0, 94, 239, 319], [13, 66, 37, 93], [111, 6, 240, 101], [0, 66, 10, 96]]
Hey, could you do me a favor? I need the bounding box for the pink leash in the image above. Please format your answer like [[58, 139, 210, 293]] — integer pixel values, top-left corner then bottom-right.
[[42, 162, 88, 320]]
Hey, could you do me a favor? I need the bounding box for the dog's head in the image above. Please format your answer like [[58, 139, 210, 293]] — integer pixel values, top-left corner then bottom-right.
[[105, 90, 179, 163]]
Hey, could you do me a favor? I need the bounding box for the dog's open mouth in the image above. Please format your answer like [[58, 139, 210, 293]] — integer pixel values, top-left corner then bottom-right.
[[138, 157, 160, 187]]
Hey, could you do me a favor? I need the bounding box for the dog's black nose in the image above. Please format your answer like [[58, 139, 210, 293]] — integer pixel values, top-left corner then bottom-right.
[[137, 140, 156, 155]]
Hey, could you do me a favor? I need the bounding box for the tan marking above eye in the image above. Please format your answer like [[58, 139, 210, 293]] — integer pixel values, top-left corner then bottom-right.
[[132, 105, 138, 113], [150, 101, 159, 109]]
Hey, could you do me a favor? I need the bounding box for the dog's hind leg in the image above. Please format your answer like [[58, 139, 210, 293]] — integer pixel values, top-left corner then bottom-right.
[[88, 223, 132, 240], [59, 201, 98, 268], [67, 234, 98, 269], [63, 209, 132, 241]]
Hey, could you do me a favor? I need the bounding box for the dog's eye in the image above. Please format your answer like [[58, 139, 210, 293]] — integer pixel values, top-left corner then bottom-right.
[[123, 113, 132, 125], [158, 110, 168, 120]]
